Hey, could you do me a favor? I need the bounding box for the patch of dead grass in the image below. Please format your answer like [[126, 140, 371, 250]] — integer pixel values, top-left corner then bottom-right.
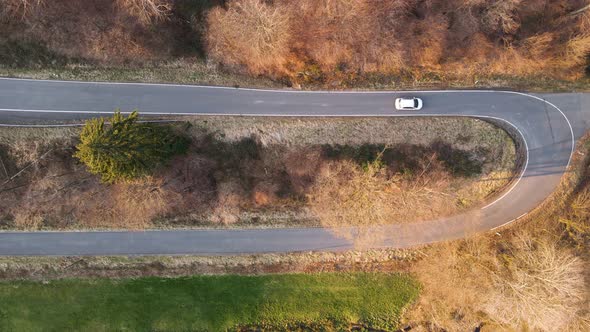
[[407, 231, 588, 331], [203, 0, 590, 85]]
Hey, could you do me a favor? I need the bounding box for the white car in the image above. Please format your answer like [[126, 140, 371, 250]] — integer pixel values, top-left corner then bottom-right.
[[395, 97, 423, 110]]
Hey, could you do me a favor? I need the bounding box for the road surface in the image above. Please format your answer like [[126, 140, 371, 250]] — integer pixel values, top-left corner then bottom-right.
[[0, 77, 586, 256]]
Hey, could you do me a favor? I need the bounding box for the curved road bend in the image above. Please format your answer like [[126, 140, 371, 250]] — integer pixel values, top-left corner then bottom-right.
[[0, 78, 582, 255]]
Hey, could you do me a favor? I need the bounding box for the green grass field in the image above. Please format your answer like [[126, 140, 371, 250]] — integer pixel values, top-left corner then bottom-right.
[[0, 273, 419, 331]]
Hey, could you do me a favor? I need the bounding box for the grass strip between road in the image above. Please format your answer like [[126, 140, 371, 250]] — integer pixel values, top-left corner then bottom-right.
[[0, 272, 419, 331]]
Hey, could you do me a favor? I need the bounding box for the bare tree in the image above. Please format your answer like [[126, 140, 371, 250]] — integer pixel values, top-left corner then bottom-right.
[[0, 0, 42, 21], [206, 0, 292, 74], [481, 0, 522, 35], [115, 0, 172, 25]]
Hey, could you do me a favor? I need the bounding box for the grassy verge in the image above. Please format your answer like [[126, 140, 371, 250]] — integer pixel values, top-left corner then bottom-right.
[[0, 249, 417, 280], [0, 273, 419, 331], [3, 63, 590, 92], [0, 60, 282, 89]]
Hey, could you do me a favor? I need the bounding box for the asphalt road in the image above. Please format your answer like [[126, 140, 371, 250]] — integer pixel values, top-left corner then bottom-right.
[[0, 78, 584, 256]]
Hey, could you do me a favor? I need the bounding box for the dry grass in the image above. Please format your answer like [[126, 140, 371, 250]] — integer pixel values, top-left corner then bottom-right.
[[309, 158, 398, 246], [0, 248, 419, 280], [559, 189, 590, 246], [93, 179, 179, 228], [408, 232, 588, 331], [408, 230, 590, 331], [11, 211, 43, 230], [0, 0, 180, 65], [408, 237, 496, 331], [456, 170, 514, 206], [209, 180, 245, 224], [283, 146, 322, 195], [3, 0, 590, 89], [565, 33, 590, 69], [481, 0, 522, 35]]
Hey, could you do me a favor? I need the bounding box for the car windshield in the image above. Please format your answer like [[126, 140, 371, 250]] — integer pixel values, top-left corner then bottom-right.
[[414, 99, 418, 108]]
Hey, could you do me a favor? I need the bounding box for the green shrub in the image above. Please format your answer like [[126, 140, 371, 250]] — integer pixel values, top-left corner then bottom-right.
[[74, 110, 189, 183]]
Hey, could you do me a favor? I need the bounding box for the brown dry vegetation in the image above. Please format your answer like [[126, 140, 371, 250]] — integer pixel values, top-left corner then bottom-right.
[[407, 233, 588, 331], [114, 0, 173, 25], [307, 145, 516, 246], [486, 234, 586, 331], [0, 0, 194, 66], [0, 117, 515, 230], [0, 133, 588, 332], [309, 155, 455, 245], [2, 1, 590, 89], [403, 134, 590, 332], [0, 0, 43, 21], [206, 0, 590, 86], [1, 0, 171, 24], [206, 0, 291, 74]]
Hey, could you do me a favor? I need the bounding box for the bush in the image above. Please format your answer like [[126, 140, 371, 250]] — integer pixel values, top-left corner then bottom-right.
[[74, 110, 189, 183], [308, 154, 454, 247], [485, 234, 587, 331], [206, 0, 292, 74], [408, 232, 588, 331]]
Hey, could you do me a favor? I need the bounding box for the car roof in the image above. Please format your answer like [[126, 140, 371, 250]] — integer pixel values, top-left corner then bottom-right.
[[400, 98, 416, 107]]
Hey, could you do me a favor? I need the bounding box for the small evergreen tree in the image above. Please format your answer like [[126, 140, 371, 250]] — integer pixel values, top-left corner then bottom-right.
[[74, 110, 189, 183]]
